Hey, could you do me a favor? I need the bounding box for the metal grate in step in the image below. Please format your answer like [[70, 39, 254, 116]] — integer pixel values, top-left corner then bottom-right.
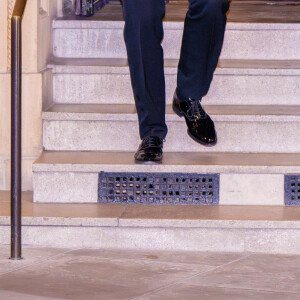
[[98, 172, 219, 205], [285, 175, 300, 206]]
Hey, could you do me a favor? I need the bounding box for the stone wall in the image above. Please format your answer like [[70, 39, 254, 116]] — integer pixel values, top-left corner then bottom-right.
[[0, 0, 56, 191]]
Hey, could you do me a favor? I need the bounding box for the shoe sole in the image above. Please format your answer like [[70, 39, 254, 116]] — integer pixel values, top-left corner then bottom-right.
[[134, 158, 163, 164], [172, 101, 218, 147], [134, 153, 163, 164]]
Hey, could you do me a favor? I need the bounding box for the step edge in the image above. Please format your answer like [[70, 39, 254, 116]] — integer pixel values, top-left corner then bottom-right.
[[1, 216, 300, 229], [32, 162, 300, 174], [42, 113, 300, 123], [42, 104, 300, 122], [47, 58, 300, 74], [32, 151, 300, 173], [52, 19, 300, 30]]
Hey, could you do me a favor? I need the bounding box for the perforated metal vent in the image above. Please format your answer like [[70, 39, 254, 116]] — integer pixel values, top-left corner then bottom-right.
[[98, 172, 219, 205], [285, 175, 300, 206]]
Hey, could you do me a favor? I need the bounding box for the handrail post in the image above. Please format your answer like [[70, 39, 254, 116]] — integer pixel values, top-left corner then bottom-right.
[[10, 14, 23, 260], [10, 0, 27, 261]]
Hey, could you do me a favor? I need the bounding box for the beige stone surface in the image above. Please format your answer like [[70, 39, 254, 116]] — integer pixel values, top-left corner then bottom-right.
[[0, 190, 32, 203], [0, 1, 8, 72], [0, 74, 42, 192], [1, 246, 300, 300], [49, 57, 300, 73], [2, 191, 300, 227], [244, 229, 300, 254], [0, 74, 10, 156], [22, 73, 43, 156], [52, 67, 300, 105], [53, 19, 300, 60], [0, 73, 42, 154], [0, 1, 47, 192], [0, 160, 4, 190], [38, 1, 58, 71], [184, 253, 300, 293], [1, 224, 205, 251], [33, 151, 300, 174], [0, 247, 212, 299], [0, 73, 43, 157], [42, 69, 53, 110], [140, 285, 300, 300], [22, 0, 38, 72], [220, 174, 284, 205], [0, 246, 69, 275], [11, 226, 245, 252], [206, 252, 300, 278], [67, 248, 246, 267], [1, 192, 300, 253], [4, 158, 36, 191], [4, 0, 40, 72], [0, 191, 125, 226], [33, 172, 99, 203], [118, 204, 300, 229], [30, 152, 296, 203], [42, 118, 300, 153], [44, 103, 300, 121]]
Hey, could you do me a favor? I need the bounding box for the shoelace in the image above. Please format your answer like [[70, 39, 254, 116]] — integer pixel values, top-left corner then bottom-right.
[[143, 136, 163, 148], [186, 98, 207, 122]]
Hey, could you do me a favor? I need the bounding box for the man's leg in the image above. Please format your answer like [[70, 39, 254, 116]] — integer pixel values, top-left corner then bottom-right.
[[177, 0, 230, 101], [122, 0, 168, 140], [172, 0, 230, 146]]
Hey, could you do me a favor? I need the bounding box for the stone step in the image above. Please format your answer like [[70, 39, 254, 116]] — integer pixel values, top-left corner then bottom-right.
[[32, 151, 300, 205], [1, 191, 300, 253], [49, 58, 300, 106], [42, 103, 300, 153], [52, 17, 300, 60]]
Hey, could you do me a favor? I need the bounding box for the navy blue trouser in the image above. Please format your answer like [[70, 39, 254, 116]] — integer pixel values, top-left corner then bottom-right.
[[122, 0, 230, 139]]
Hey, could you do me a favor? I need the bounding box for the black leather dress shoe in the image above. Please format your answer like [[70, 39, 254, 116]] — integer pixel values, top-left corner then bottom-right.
[[135, 136, 164, 162], [172, 91, 217, 146]]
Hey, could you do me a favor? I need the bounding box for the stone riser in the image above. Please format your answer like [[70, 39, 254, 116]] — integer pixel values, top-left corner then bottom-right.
[[52, 22, 300, 60], [2, 190, 300, 254], [0, 222, 300, 255], [33, 170, 284, 205], [52, 72, 300, 105], [43, 119, 300, 152], [2, 224, 300, 254]]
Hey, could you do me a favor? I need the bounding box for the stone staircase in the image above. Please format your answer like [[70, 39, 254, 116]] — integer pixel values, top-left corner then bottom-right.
[[18, 1, 300, 253], [34, 1, 300, 204]]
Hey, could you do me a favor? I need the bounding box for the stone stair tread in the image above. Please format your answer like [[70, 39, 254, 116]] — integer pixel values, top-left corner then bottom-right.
[[57, 1, 300, 24], [43, 103, 300, 122], [48, 57, 300, 74], [52, 7, 300, 60], [52, 2, 300, 61], [2, 192, 300, 253], [49, 57, 300, 106], [42, 104, 300, 152], [1, 191, 300, 228], [33, 151, 300, 174]]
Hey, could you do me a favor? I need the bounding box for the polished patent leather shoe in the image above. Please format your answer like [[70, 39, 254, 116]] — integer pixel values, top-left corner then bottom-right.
[[135, 136, 164, 162], [172, 91, 217, 146]]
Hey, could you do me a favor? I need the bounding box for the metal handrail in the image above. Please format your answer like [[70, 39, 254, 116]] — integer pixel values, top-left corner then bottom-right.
[[10, 0, 27, 260]]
